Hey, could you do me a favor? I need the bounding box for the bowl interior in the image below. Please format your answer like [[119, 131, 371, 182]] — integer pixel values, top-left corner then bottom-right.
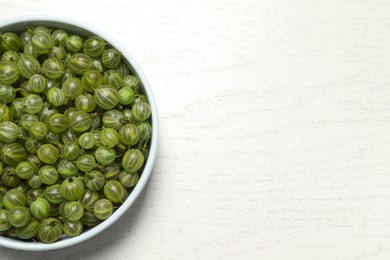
[[0, 16, 158, 251]]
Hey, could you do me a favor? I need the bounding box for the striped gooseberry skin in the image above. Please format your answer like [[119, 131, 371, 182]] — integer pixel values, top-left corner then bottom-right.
[[99, 128, 119, 148], [47, 87, 65, 107], [15, 217, 39, 239], [7, 206, 30, 227], [122, 149, 144, 172], [95, 146, 116, 165], [68, 111, 92, 133], [58, 159, 78, 178], [38, 165, 59, 185], [61, 77, 83, 100], [76, 154, 96, 172], [31, 30, 53, 54], [63, 219, 83, 237], [101, 48, 122, 69], [0, 103, 13, 123], [44, 184, 63, 205], [23, 94, 43, 114], [78, 189, 100, 210], [69, 53, 92, 75], [84, 171, 105, 191], [48, 46, 67, 60], [1, 143, 26, 166], [37, 144, 59, 165], [0, 209, 11, 231], [15, 161, 35, 179], [0, 61, 20, 84], [10, 97, 24, 120], [75, 93, 96, 112], [36, 217, 63, 243], [42, 57, 64, 80], [23, 43, 38, 58], [17, 54, 41, 78], [119, 124, 140, 146], [81, 69, 103, 93], [29, 197, 51, 221], [0, 84, 16, 103], [103, 180, 126, 203], [118, 87, 135, 105], [93, 199, 113, 220], [78, 132, 95, 149], [0, 121, 20, 143], [119, 170, 139, 188], [51, 29, 68, 47], [2, 50, 20, 62], [29, 122, 48, 140], [0, 32, 21, 52], [61, 142, 81, 161], [60, 177, 84, 201], [1, 167, 20, 188], [3, 188, 27, 209], [63, 201, 84, 221], [24, 137, 41, 154], [47, 113, 69, 133], [29, 74, 46, 93], [83, 36, 106, 57], [102, 109, 124, 130], [132, 101, 151, 122], [122, 75, 139, 91], [94, 85, 120, 109], [65, 35, 83, 53], [103, 70, 122, 89], [137, 122, 152, 142]]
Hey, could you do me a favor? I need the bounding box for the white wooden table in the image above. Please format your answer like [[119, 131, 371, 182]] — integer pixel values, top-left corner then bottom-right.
[[2, 0, 390, 259]]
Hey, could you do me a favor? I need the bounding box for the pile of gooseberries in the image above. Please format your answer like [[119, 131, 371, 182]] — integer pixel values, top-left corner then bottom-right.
[[0, 26, 152, 243]]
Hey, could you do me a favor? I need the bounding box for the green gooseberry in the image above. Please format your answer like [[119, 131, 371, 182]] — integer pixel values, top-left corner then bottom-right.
[[95, 146, 116, 165], [103, 180, 127, 203], [3, 189, 27, 209], [57, 159, 78, 178], [15, 161, 35, 179], [44, 184, 63, 205], [0, 121, 20, 143], [1, 143, 26, 166], [29, 74, 46, 93], [63, 201, 84, 221], [47, 87, 66, 107], [0, 61, 20, 84], [15, 217, 39, 239], [76, 154, 96, 172], [8, 206, 30, 227], [119, 170, 139, 188], [37, 144, 59, 164], [36, 217, 63, 243], [29, 121, 48, 140], [122, 149, 144, 172], [78, 132, 95, 149], [60, 177, 84, 201], [38, 165, 58, 185], [94, 85, 120, 110], [78, 189, 100, 210], [0, 209, 12, 231], [63, 219, 83, 237], [94, 199, 113, 220], [68, 110, 91, 133], [84, 170, 105, 191], [61, 142, 81, 161], [99, 128, 119, 148], [47, 113, 69, 133]]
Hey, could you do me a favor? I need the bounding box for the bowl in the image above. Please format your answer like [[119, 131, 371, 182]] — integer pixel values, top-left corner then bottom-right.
[[0, 16, 158, 251]]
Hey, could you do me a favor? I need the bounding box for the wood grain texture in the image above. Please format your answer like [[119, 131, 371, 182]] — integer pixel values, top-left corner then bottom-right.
[[2, 0, 390, 259]]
